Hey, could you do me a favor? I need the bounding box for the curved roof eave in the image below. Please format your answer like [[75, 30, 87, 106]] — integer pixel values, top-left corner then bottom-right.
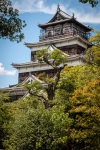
[[38, 17, 92, 31], [38, 8, 72, 28], [24, 35, 92, 49], [38, 18, 72, 28], [73, 19, 92, 31]]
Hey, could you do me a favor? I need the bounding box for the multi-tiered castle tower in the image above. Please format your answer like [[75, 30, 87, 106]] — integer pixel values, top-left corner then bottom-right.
[[0, 5, 91, 100], [12, 5, 91, 83]]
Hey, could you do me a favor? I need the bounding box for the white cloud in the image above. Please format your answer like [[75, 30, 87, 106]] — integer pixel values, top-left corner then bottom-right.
[[12, 0, 67, 14], [12, 0, 100, 23], [68, 8, 100, 23], [0, 63, 16, 76]]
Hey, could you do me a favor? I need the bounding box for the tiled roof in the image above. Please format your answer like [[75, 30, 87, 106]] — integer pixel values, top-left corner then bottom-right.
[[58, 10, 71, 19], [38, 6, 91, 32]]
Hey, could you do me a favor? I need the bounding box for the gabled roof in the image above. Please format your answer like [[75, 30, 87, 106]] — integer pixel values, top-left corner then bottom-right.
[[47, 44, 69, 57], [21, 74, 48, 88], [47, 7, 71, 23], [0, 74, 47, 93], [38, 5, 91, 31], [38, 5, 72, 28], [22, 74, 45, 85], [47, 44, 58, 52]]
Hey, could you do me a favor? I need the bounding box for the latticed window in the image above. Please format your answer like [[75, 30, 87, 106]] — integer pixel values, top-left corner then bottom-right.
[[48, 31, 52, 37], [54, 28, 61, 35]]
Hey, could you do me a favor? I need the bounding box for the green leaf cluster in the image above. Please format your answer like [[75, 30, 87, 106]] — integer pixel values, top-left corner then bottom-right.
[[36, 48, 67, 67], [67, 80, 100, 149], [0, 0, 26, 42], [79, 0, 98, 7], [85, 31, 100, 66], [4, 99, 71, 150], [0, 93, 12, 149]]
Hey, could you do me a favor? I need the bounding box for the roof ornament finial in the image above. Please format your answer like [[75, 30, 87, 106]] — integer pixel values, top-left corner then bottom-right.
[[72, 12, 77, 19], [72, 13, 75, 18], [57, 3, 60, 12]]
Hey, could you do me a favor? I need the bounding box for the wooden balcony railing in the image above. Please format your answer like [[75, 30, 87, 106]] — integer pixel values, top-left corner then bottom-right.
[[39, 32, 89, 41]]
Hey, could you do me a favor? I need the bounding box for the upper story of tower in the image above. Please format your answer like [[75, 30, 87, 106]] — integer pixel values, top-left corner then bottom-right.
[[38, 4, 91, 42]]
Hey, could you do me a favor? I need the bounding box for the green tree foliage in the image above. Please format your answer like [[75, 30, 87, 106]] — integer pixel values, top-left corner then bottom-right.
[[4, 98, 71, 150], [79, 0, 98, 7], [25, 49, 67, 108], [89, 31, 100, 45], [37, 48, 67, 67], [24, 80, 49, 108], [58, 30, 100, 101], [67, 80, 100, 149], [37, 48, 67, 101], [85, 45, 100, 66], [0, 0, 26, 42], [0, 93, 11, 149], [85, 31, 100, 66], [54, 37, 100, 149], [62, 65, 99, 87], [57, 64, 100, 102]]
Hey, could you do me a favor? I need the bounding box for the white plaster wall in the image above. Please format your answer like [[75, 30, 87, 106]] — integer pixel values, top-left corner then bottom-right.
[[30, 38, 88, 52], [31, 45, 48, 51], [18, 64, 53, 73], [18, 59, 84, 73]]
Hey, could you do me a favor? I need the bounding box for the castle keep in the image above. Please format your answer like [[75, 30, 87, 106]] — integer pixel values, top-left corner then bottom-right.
[[0, 5, 91, 100]]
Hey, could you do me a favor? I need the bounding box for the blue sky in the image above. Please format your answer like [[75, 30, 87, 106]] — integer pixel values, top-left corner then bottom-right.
[[0, 0, 100, 88]]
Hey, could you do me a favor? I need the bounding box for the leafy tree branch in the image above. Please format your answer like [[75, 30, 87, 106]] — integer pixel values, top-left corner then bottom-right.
[[79, 0, 98, 7], [0, 0, 26, 42], [85, 31, 100, 66], [25, 49, 67, 108]]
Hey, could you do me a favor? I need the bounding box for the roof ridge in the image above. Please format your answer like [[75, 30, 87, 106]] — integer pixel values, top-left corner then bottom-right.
[[60, 9, 71, 17]]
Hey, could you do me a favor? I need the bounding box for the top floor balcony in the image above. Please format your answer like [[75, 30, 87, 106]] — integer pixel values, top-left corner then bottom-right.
[[39, 30, 91, 42]]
